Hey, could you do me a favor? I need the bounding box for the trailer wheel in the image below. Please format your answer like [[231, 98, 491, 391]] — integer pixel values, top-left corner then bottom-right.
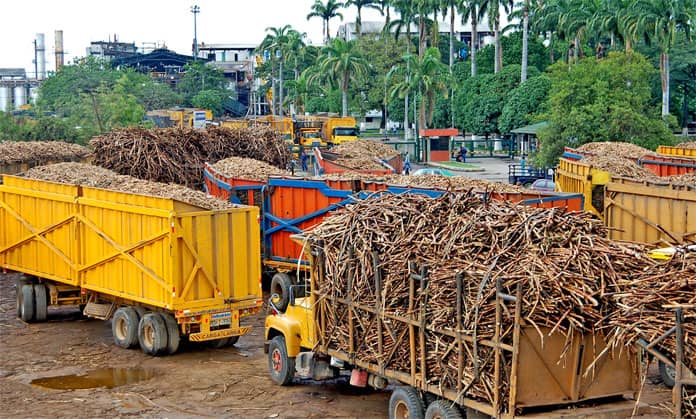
[[159, 313, 180, 355], [389, 387, 425, 419], [19, 284, 35, 323], [33, 284, 48, 322], [268, 335, 295, 386], [227, 335, 239, 346], [132, 306, 147, 320], [270, 273, 293, 312], [138, 313, 168, 356], [425, 400, 463, 419], [205, 338, 230, 349], [112, 307, 140, 348], [659, 360, 675, 388], [16, 276, 34, 318]]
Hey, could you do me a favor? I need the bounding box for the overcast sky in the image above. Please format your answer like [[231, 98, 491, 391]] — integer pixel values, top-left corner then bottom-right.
[[1, 0, 387, 76]]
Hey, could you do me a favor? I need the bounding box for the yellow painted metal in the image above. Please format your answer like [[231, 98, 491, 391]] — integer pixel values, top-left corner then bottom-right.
[[1, 175, 262, 314], [554, 158, 611, 217], [657, 145, 696, 159], [604, 177, 696, 245]]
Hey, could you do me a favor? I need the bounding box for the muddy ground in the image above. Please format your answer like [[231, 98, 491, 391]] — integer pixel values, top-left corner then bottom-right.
[[0, 272, 673, 418]]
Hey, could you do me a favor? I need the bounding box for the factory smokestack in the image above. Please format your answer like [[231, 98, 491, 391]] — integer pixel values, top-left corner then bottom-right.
[[35, 33, 46, 79], [55, 30, 64, 71]]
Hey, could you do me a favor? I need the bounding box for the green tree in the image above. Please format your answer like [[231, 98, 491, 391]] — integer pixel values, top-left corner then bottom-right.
[[625, 0, 695, 116], [476, 32, 549, 74], [499, 74, 551, 132], [312, 38, 370, 116], [192, 90, 225, 116], [536, 51, 675, 166], [307, 0, 345, 42], [346, 0, 382, 36], [177, 62, 227, 107]]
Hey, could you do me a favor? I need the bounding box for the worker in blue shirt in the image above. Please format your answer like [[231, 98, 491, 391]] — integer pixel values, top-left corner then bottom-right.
[[403, 151, 412, 175], [300, 149, 309, 172]]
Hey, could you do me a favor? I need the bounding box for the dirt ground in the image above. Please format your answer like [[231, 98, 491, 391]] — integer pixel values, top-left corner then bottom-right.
[[0, 272, 674, 419]]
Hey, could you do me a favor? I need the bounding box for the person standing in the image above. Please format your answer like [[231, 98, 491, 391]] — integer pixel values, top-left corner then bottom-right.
[[300, 149, 309, 172], [403, 151, 412, 175]]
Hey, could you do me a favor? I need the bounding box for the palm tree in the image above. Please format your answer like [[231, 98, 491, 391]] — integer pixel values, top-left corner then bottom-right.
[[376, 0, 394, 31], [313, 38, 370, 116], [558, 0, 600, 62], [307, 0, 345, 43], [626, 0, 695, 116], [391, 0, 417, 137], [346, 0, 382, 37], [259, 25, 297, 115], [389, 48, 450, 129], [441, 0, 465, 69], [460, 0, 480, 76], [588, 0, 633, 52], [479, 0, 514, 72]]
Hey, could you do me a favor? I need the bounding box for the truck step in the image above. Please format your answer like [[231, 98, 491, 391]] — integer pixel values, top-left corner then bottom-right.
[[83, 302, 116, 320]]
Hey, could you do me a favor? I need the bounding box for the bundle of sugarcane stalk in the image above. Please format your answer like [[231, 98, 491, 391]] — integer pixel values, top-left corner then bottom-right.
[[89, 126, 290, 189], [24, 162, 234, 211], [210, 156, 290, 182], [577, 141, 655, 160], [307, 192, 695, 408], [0, 141, 91, 165]]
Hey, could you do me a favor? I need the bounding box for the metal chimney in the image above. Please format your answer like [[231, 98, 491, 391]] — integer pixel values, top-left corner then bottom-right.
[[55, 30, 64, 71], [35, 33, 46, 79]]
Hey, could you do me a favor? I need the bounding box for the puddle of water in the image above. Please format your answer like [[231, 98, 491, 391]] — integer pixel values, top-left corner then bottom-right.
[[31, 368, 155, 390]]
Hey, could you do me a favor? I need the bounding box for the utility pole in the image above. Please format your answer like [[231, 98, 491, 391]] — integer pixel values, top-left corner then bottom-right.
[[33, 39, 38, 80], [191, 5, 200, 61]]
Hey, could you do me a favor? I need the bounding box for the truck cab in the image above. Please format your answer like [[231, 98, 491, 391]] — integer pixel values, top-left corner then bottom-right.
[[330, 126, 358, 145]]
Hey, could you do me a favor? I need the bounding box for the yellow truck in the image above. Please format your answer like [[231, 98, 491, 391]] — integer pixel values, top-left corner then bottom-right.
[[145, 108, 213, 129], [319, 116, 358, 145], [265, 236, 640, 418], [1, 175, 263, 355]]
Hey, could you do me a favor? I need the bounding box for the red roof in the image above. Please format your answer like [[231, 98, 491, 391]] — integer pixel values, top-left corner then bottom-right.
[[419, 128, 459, 137]]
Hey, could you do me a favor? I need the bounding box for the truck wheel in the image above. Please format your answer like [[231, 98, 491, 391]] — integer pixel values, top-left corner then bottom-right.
[[132, 306, 147, 320], [33, 284, 48, 322], [16, 276, 34, 317], [138, 313, 168, 356], [112, 307, 140, 348], [227, 335, 239, 346], [659, 360, 675, 388], [159, 313, 180, 355], [19, 284, 35, 323], [268, 335, 295, 386], [205, 338, 230, 349], [389, 387, 425, 419], [425, 400, 463, 419], [270, 273, 293, 312]]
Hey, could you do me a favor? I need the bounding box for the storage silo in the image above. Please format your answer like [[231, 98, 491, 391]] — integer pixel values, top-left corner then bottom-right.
[[14, 85, 27, 109], [36, 33, 46, 79], [0, 86, 11, 112]]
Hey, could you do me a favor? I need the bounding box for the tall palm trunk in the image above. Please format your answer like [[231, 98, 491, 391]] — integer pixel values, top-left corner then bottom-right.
[[271, 65, 276, 115], [450, 3, 455, 127], [356, 8, 362, 37], [493, 3, 502, 73], [342, 76, 349, 117], [326, 18, 331, 41], [419, 16, 426, 60], [279, 60, 284, 115], [404, 26, 411, 140], [574, 36, 580, 62], [660, 52, 670, 116], [549, 32, 555, 64], [521, 0, 529, 82], [471, 7, 478, 76]]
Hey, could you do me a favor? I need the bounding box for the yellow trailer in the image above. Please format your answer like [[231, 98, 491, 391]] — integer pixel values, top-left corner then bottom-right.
[[1, 175, 263, 355], [604, 177, 696, 245], [554, 157, 610, 217], [657, 145, 696, 159]]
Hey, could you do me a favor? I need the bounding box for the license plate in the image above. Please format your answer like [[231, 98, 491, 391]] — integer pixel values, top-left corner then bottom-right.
[[211, 312, 231, 327]]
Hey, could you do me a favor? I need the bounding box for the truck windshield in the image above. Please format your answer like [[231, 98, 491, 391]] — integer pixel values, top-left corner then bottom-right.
[[305, 132, 320, 138], [334, 127, 357, 136]]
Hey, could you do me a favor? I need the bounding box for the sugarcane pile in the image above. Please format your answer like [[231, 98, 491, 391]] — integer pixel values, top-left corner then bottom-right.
[[577, 141, 654, 160], [677, 141, 696, 150], [0, 141, 91, 165], [24, 163, 234, 211], [379, 174, 528, 193], [210, 156, 291, 182], [330, 139, 399, 159], [89, 126, 290, 189], [666, 173, 696, 187], [307, 192, 695, 408], [581, 155, 657, 180]]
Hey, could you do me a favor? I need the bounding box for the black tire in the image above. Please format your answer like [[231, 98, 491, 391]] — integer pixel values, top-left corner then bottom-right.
[[138, 313, 168, 356], [16, 276, 33, 318], [425, 400, 464, 419], [205, 338, 230, 349], [33, 284, 48, 322], [659, 360, 675, 388], [227, 335, 239, 346], [389, 386, 425, 419], [270, 272, 293, 312], [112, 307, 140, 349], [159, 313, 180, 355], [268, 335, 295, 386], [19, 284, 35, 323], [132, 306, 147, 320]]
